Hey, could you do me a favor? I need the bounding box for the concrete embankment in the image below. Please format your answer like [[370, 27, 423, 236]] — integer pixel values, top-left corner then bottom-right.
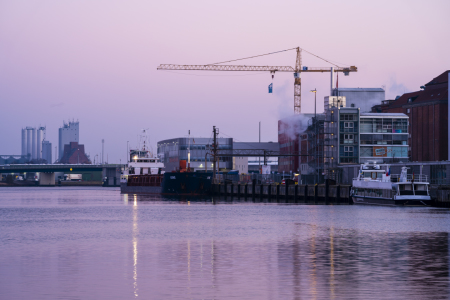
[[0, 181, 103, 187], [211, 183, 352, 204]]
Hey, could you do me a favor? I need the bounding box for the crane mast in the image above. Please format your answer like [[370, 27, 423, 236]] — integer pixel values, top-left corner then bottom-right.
[[157, 47, 357, 114], [294, 47, 302, 114]]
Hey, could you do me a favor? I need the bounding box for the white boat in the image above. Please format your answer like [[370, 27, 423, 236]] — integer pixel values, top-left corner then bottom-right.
[[120, 130, 165, 193], [351, 162, 431, 206]]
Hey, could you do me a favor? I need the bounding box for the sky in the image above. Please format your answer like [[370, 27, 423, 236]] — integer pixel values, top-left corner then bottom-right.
[[1, 0, 449, 163]]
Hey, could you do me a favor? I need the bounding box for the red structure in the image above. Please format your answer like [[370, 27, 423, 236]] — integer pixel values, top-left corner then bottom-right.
[[59, 142, 91, 164], [278, 115, 313, 173], [278, 120, 299, 173], [384, 71, 449, 161]]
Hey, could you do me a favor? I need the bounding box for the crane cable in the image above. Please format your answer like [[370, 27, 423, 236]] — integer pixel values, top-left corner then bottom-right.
[[301, 48, 341, 68], [208, 47, 345, 68], [208, 48, 297, 65]]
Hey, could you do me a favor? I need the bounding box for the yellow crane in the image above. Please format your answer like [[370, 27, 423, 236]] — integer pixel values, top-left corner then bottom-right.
[[157, 47, 357, 114]]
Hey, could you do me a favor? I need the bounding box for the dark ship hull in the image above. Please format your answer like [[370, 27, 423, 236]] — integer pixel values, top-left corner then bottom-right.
[[121, 172, 213, 195]]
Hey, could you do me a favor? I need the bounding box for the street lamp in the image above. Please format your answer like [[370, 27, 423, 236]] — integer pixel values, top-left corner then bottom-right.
[[310, 88, 319, 184], [127, 141, 129, 164]]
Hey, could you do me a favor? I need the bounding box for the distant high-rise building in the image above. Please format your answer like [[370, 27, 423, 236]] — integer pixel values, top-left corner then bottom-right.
[[42, 140, 52, 164], [31, 128, 37, 159], [58, 121, 79, 160], [21, 128, 27, 156], [37, 127, 45, 159], [26, 127, 33, 159]]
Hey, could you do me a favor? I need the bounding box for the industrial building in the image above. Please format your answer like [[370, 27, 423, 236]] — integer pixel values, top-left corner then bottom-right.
[[332, 87, 385, 113], [380, 70, 449, 162], [21, 126, 46, 162], [59, 121, 79, 160], [157, 138, 279, 173], [42, 141, 52, 164], [59, 142, 91, 164], [0, 155, 30, 165], [278, 88, 409, 183], [233, 142, 279, 173], [324, 108, 409, 168], [157, 137, 233, 172]]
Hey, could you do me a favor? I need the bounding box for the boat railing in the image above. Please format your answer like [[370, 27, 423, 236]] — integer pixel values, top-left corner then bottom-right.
[[390, 174, 428, 183], [353, 174, 429, 183]]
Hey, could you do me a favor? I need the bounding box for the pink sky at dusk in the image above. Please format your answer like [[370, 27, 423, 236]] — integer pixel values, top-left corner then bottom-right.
[[1, 0, 449, 163]]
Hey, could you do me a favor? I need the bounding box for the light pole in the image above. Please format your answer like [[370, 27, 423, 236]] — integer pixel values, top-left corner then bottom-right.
[[127, 141, 129, 164], [310, 88, 319, 184]]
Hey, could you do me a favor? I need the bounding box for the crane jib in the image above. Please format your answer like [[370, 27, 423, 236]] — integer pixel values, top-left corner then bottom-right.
[[157, 64, 357, 73]]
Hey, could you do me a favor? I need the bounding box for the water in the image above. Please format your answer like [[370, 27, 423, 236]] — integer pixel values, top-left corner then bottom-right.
[[1, 187, 450, 299]]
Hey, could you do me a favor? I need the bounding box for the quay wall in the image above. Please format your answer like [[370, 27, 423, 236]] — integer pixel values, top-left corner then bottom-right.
[[212, 182, 352, 204], [431, 186, 450, 207]]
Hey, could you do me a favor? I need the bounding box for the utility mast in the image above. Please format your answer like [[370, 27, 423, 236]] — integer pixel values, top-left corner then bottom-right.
[[212, 126, 218, 181]]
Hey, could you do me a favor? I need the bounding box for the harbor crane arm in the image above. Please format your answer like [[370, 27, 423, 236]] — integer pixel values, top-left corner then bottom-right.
[[157, 64, 356, 73], [157, 47, 357, 114]]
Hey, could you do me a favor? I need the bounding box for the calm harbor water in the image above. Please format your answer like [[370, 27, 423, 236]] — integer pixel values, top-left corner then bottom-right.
[[1, 187, 450, 299]]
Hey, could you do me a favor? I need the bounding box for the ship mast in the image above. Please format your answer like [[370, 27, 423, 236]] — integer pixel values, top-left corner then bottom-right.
[[188, 130, 191, 171]]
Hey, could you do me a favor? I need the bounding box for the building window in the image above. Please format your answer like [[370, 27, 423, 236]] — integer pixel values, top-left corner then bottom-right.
[[341, 114, 355, 121], [344, 146, 354, 157], [407, 108, 410, 113], [344, 122, 354, 128], [344, 134, 354, 144]]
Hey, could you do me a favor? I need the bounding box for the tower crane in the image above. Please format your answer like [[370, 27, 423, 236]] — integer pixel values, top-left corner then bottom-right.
[[157, 47, 357, 114]]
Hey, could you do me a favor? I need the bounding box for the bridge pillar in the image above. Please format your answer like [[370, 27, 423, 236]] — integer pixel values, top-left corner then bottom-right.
[[39, 172, 55, 186]]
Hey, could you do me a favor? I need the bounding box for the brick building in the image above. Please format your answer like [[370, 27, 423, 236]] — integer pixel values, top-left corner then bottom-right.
[[59, 142, 91, 164], [383, 71, 449, 161], [278, 114, 314, 173], [278, 119, 300, 173]]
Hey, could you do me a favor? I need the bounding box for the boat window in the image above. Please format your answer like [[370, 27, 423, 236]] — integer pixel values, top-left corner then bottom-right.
[[399, 185, 412, 191], [399, 184, 414, 195], [370, 172, 382, 180], [414, 184, 426, 191], [414, 184, 428, 196]]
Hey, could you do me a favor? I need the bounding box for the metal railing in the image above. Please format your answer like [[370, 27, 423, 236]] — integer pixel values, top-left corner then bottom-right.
[[216, 173, 296, 184], [390, 174, 428, 182], [353, 174, 429, 183]]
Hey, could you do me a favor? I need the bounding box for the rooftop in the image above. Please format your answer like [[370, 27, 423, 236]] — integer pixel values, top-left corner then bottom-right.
[[386, 71, 449, 109], [361, 113, 408, 117], [333, 88, 385, 92]]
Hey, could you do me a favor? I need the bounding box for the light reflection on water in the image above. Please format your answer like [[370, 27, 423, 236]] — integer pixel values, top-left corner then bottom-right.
[[0, 187, 450, 299]]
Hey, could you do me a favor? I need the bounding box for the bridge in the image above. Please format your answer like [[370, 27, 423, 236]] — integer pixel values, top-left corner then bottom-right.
[[0, 164, 124, 186]]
